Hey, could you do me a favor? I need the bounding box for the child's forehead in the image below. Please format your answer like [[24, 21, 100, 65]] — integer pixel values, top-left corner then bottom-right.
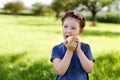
[[64, 17, 80, 23], [63, 17, 80, 27]]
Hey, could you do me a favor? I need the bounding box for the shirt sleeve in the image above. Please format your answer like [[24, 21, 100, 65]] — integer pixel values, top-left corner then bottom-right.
[[50, 45, 62, 62], [84, 44, 95, 62]]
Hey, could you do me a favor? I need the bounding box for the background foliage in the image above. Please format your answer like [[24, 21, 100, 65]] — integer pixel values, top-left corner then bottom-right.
[[85, 12, 120, 23], [1, 0, 119, 25], [3, 1, 24, 15], [0, 15, 120, 80]]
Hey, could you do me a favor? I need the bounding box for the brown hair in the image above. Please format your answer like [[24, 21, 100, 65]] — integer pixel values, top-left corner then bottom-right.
[[62, 11, 85, 29]]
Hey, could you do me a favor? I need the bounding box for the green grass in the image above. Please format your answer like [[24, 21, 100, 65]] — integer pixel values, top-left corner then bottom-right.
[[0, 15, 120, 80]]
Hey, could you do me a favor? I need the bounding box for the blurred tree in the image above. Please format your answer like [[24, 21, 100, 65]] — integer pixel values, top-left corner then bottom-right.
[[107, 0, 120, 12], [51, 0, 62, 18], [79, 0, 114, 26], [32, 2, 51, 16], [4, 1, 24, 16], [51, 0, 80, 18], [51, 0, 114, 26], [32, 2, 44, 16]]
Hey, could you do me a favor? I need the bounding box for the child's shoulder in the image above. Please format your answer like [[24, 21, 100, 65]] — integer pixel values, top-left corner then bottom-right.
[[52, 42, 66, 53], [81, 42, 90, 46], [53, 42, 65, 49], [81, 42, 91, 50], [54, 42, 64, 47]]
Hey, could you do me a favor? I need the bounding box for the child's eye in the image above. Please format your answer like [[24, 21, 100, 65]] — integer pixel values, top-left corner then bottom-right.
[[72, 27, 76, 29], [64, 26, 67, 28]]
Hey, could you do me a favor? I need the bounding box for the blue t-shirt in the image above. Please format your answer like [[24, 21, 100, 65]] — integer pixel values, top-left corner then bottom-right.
[[50, 42, 94, 80]]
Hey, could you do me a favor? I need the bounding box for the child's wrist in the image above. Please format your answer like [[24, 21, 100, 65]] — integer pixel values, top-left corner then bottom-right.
[[76, 48, 83, 53], [67, 49, 74, 53]]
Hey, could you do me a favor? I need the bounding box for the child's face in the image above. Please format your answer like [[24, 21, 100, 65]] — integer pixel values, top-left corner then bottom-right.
[[62, 17, 82, 40]]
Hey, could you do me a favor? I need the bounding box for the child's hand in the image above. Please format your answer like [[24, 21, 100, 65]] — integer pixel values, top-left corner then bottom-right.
[[65, 37, 77, 52], [65, 36, 72, 44], [74, 37, 82, 52]]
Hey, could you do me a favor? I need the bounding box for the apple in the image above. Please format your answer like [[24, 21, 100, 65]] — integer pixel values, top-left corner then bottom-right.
[[65, 36, 72, 44]]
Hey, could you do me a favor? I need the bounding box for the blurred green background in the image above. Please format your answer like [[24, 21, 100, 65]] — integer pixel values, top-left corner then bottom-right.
[[0, 0, 120, 80]]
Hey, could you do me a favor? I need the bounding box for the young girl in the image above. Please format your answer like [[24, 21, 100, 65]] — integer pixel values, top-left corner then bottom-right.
[[50, 11, 95, 80]]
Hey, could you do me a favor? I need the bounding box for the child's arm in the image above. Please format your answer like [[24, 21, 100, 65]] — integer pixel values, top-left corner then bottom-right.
[[74, 37, 94, 73], [52, 50, 73, 76], [52, 38, 77, 76], [77, 49, 94, 73]]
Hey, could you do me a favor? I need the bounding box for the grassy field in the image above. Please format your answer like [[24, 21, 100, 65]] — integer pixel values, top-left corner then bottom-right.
[[0, 15, 120, 80]]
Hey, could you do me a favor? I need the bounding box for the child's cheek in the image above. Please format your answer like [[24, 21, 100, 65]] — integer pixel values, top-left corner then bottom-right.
[[62, 28, 66, 33], [72, 33, 79, 38]]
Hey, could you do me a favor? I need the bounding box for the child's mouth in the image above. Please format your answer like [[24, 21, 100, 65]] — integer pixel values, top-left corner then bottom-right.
[[65, 35, 71, 39], [66, 36, 68, 38]]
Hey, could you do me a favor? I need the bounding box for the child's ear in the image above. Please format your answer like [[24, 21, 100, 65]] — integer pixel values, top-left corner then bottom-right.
[[79, 29, 84, 34]]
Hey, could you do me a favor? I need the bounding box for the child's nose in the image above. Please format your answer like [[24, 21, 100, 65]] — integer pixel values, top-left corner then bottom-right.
[[66, 28, 71, 33]]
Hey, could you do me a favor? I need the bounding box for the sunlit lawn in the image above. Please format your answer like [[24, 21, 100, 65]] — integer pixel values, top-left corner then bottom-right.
[[0, 15, 120, 80]]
